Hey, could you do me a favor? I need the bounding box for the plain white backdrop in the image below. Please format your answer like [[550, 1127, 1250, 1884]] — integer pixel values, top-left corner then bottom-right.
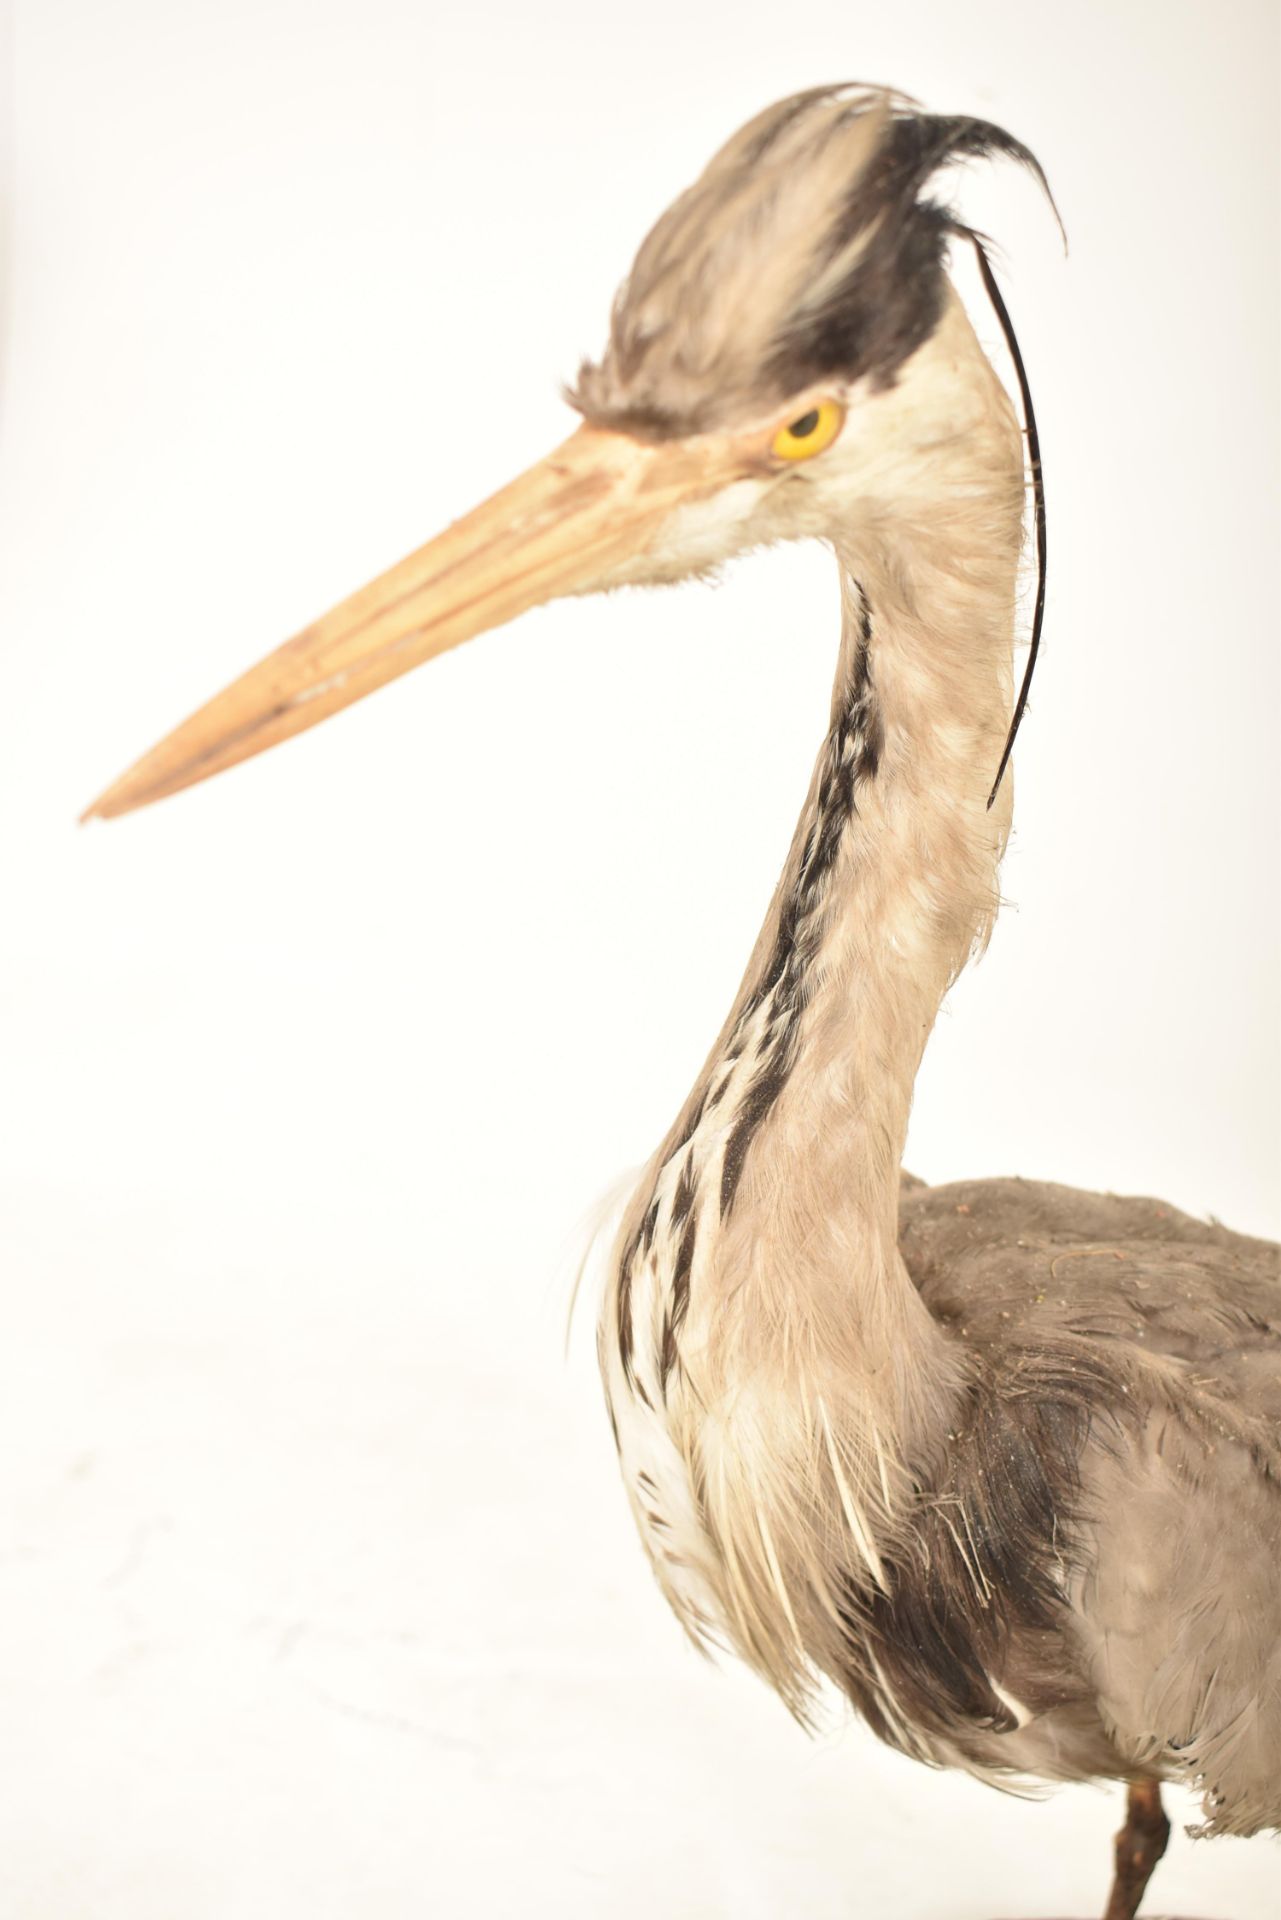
[[1, 2, 1277, 1915]]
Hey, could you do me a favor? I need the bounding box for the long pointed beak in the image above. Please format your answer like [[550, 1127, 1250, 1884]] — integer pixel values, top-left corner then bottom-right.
[[83, 422, 744, 821]]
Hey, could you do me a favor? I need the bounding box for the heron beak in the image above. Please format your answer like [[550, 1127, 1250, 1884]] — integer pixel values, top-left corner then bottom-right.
[[82, 422, 743, 821]]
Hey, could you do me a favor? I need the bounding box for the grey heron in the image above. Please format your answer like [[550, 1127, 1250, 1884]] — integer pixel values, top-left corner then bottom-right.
[[84, 85, 1280, 1920]]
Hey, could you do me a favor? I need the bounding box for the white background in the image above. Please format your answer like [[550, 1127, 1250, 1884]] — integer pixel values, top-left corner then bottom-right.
[[1, 1, 1278, 1915]]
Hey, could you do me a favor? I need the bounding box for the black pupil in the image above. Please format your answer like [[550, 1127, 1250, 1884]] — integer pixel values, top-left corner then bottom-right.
[[788, 409, 820, 438]]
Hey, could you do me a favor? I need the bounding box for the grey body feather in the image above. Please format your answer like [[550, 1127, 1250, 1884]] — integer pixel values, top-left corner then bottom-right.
[[896, 1176, 1281, 1832]]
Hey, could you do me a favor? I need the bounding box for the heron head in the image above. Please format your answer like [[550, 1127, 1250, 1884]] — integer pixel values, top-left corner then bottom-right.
[[84, 86, 1051, 821]]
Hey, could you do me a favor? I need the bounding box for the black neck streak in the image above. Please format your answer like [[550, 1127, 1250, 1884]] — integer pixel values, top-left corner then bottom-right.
[[718, 591, 881, 1217], [615, 592, 882, 1402]]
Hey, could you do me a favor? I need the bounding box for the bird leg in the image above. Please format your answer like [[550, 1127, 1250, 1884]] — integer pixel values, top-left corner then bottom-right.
[[1100, 1780, 1170, 1920]]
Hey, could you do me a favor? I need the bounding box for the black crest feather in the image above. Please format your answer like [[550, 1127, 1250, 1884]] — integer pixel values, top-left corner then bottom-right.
[[773, 105, 1060, 392]]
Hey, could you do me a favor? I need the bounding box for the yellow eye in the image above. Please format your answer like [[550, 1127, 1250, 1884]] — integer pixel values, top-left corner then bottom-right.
[[770, 398, 845, 462]]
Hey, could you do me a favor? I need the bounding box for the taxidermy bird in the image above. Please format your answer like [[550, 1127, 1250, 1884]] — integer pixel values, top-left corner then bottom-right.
[[85, 86, 1279, 1920]]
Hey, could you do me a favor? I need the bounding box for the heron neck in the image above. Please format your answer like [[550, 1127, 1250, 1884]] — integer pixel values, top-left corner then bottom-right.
[[732, 544, 1011, 1274], [616, 507, 1020, 1438]]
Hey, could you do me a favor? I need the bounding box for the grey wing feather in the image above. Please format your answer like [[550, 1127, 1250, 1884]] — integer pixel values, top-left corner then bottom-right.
[[898, 1175, 1281, 1834]]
